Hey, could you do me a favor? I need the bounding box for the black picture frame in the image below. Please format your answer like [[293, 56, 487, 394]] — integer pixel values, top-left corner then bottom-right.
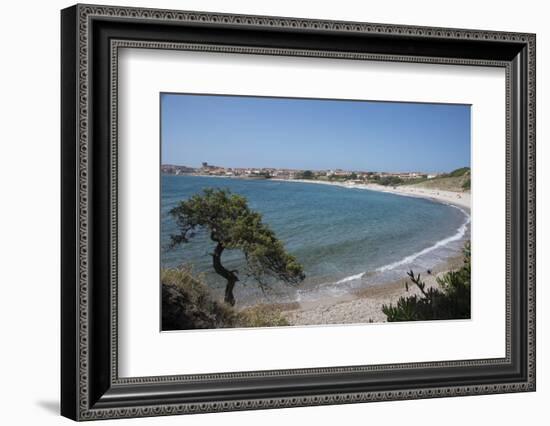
[[61, 4, 536, 421]]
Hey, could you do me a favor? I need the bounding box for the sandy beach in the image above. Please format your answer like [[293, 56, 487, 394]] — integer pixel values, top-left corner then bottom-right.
[[281, 254, 464, 325], [267, 178, 470, 325], [274, 178, 471, 211]]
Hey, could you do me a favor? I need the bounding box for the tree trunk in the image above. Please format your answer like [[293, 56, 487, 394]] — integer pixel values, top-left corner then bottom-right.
[[224, 278, 237, 307], [212, 242, 239, 306]]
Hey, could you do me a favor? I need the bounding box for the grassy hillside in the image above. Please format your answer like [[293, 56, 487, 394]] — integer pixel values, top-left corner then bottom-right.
[[446, 167, 470, 178], [403, 167, 470, 192]]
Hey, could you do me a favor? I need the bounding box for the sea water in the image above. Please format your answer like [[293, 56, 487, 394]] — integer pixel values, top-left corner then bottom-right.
[[161, 175, 469, 305]]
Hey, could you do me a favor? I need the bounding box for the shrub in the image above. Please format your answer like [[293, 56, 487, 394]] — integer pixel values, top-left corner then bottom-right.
[[161, 266, 237, 330], [237, 305, 290, 327], [448, 167, 470, 177], [379, 176, 404, 186], [161, 266, 290, 330], [382, 243, 471, 321], [298, 170, 314, 179]]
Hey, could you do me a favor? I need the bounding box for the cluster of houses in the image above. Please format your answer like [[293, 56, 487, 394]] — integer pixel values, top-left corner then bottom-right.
[[195, 162, 296, 178], [161, 162, 439, 181]]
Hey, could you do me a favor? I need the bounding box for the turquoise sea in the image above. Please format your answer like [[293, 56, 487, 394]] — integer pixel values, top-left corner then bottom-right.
[[161, 175, 469, 305]]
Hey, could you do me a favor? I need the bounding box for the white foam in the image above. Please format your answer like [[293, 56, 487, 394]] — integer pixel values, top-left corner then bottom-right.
[[335, 272, 365, 284], [332, 206, 470, 284], [376, 207, 470, 273]]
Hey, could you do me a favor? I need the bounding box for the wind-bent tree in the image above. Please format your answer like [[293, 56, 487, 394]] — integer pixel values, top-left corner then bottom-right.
[[168, 188, 305, 306]]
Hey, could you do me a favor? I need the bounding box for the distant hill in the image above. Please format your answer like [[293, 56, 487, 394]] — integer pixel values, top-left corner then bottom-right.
[[403, 167, 470, 192], [447, 167, 470, 178], [161, 164, 196, 174]]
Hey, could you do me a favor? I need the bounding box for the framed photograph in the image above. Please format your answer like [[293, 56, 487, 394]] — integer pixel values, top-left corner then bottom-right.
[[61, 4, 536, 421]]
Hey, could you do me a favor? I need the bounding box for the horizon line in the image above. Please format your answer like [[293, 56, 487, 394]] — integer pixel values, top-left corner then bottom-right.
[[160, 163, 469, 174]]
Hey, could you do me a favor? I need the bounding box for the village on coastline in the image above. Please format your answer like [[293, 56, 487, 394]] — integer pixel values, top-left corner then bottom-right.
[[161, 161, 471, 211], [161, 161, 446, 186]]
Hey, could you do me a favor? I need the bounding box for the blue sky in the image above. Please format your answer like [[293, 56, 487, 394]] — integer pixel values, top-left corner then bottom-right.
[[161, 93, 470, 173]]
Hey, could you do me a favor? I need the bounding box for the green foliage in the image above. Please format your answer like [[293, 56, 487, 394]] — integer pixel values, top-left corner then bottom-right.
[[327, 172, 359, 182], [447, 167, 471, 177], [382, 243, 471, 321], [402, 176, 429, 185], [379, 176, 404, 186], [161, 266, 237, 330], [168, 188, 305, 305], [462, 178, 471, 190], [162, 266, 212, 308], [298, 170, 315, 179], [238, 305, 290, 327], [161, 267, 290, 329]]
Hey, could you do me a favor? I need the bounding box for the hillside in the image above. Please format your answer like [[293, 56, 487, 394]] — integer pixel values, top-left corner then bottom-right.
[[403, 167, 470, 192], [161, 267, 290, 330]]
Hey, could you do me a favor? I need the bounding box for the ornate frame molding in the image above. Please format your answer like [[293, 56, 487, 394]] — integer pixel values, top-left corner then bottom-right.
[[61, 4, 535, 421]]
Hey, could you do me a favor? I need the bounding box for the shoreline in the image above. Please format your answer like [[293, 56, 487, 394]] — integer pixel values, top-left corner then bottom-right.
[[165, 174, 471, 211], [280, 253, 465, 325], [262, 179, 470, 324], [271, 178, 471, 211]]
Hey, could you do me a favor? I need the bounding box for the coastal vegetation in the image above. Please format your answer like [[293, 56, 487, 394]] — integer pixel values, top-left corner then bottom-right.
[[447, 167, 470, 178], [161, 266, 290, 329], [297, 170, 315, 179], [382, 242, 471, 321], [403, 167, 471, 192], [326, 172, 358, 182], [354, 170, 469, 189], [167, 188, 305, 306], [295, 167, 472, 193], [372, 167, 471, 190], [377, 175, 405, 186]]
